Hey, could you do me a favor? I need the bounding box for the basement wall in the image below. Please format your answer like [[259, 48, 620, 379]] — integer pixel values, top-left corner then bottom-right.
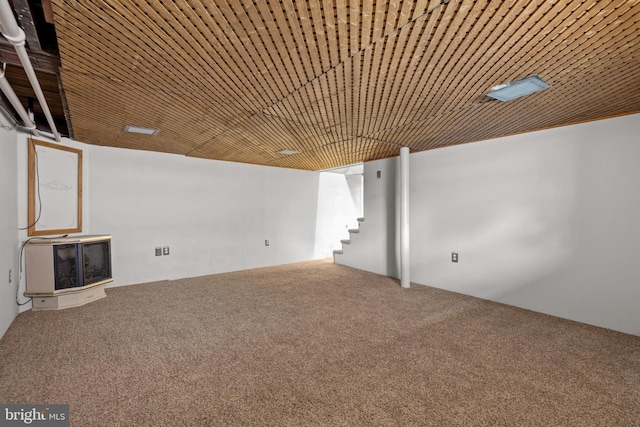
[[0, 120, 18, 338], [337, 113, 640, 336], [82, 144, 319, 287], [13, 134, 323, 317]]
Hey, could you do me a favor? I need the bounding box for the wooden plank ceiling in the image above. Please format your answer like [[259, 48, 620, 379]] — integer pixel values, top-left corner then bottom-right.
[[40, 0, 640, 170]]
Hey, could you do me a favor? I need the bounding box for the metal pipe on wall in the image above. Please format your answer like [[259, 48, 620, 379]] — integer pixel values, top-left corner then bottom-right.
[[0, 0, 61, 141]]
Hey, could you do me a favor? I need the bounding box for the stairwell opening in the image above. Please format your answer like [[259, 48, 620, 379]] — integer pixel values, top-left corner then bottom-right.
[[313, 163, 364, 259]]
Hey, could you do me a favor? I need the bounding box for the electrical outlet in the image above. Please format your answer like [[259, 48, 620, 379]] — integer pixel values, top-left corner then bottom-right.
[[155, 247, 162, 256], [163, 246, 170, 256], [265, 239, 270, 246], [452, 252, 458, 263]]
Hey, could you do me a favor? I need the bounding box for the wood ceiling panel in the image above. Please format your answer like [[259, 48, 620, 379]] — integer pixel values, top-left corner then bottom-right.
[[60, 69, 252, 155], [48, 0, 640, 170]]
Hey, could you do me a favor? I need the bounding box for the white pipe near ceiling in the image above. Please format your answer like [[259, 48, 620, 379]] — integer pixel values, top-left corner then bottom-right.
[[0, 63, 38, 135], [0, 0, 61, 141]]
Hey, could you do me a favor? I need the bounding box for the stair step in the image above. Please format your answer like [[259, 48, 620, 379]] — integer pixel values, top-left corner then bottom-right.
[[348, 229, 359, 234], [340, 239, 351, 244], [333, 249, 343, 255]]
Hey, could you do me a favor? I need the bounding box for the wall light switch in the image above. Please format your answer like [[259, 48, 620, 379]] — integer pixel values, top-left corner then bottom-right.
[[155, 247, 162, 256], [163, 246, 170, 256]]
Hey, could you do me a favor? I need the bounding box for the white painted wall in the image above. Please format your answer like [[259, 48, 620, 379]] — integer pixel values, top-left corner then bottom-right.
[[345, 174, 364, 220], [314, 172, 362, 258], [338, 114, 640, 336], [86, 145, 320, 286], [0, 118, 19, 338]]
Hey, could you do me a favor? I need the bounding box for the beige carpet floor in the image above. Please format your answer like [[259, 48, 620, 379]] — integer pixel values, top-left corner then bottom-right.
[[1, 259, 639, 426]]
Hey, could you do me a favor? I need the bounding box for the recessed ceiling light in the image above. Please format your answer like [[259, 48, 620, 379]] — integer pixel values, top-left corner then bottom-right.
[[276, 149, 300, 155], [486, 75, 550, 102], [123, 125, 159, 135]]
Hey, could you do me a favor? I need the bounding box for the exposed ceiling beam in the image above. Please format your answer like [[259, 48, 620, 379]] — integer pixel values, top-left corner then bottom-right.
[[11, 0, 42, 51], [41, 0, 54, 24], [56, 72, 72, 138], [0, 42, 59, 73]]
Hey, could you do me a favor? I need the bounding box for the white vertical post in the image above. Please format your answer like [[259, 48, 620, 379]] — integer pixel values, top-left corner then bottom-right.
[[359, 173, 364, 218], [400, 147, 410, 288]]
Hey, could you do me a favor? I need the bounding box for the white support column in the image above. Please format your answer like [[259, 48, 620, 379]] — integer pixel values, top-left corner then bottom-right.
[[400, 146, 410, 288]]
